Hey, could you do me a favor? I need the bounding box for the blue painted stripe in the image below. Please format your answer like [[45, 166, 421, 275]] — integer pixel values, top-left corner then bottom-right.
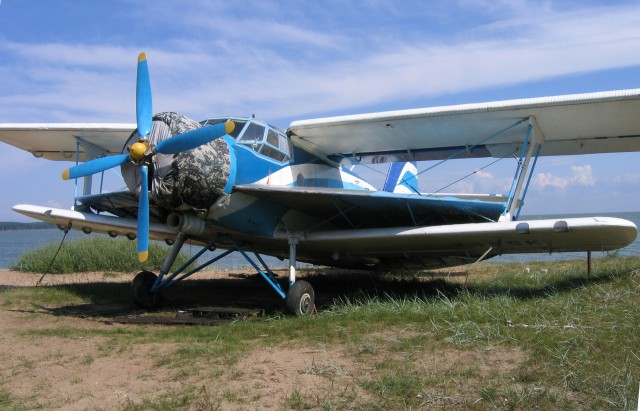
[[223, 136, 237, 194]]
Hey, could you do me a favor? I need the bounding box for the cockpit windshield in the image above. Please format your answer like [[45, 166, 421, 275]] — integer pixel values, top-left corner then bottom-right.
[[201, 117, 291, 163]]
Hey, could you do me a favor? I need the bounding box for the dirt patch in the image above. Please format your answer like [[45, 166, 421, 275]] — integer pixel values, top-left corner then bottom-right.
[[220, 345, 371, 409], [0, 269, 533, 409]]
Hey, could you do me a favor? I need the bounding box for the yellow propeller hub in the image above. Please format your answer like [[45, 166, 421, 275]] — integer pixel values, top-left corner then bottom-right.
[[225, 120, 235, 135], [130, 141, 148, 161]]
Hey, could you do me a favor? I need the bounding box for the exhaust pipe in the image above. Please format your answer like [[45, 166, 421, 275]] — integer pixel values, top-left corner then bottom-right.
[[166, 213, 206, 235]]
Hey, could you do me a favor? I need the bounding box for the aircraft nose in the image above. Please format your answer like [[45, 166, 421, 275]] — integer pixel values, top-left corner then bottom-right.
[[157, 136, 232, 211]]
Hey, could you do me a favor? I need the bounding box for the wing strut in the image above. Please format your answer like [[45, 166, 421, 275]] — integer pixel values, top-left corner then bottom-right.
[[501, 116, 544, 221]]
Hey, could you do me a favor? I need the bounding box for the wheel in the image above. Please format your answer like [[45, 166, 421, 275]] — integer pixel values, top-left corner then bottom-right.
[[285, 280, 315, 316], [131, 271, 160, 308]]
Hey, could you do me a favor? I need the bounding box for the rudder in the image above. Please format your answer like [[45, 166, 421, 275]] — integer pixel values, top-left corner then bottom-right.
[[383, 162, 419, 194]]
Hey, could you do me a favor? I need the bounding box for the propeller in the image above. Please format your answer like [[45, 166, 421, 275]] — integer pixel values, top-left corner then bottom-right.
[[62, 52, 234, 262], [138, 165, 149, 262], [136, 52, 153, 139]]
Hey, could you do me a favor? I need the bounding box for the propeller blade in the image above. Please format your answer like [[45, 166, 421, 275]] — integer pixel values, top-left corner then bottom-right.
[[62, 153, 130, 180], [136, 52, 153, 138], [154, 121, 235, 155], [138, 165, 150, 263]]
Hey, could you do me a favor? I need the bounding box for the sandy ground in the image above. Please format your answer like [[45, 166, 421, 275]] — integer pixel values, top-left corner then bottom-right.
[[0, 268, 380, 410], [0, 268, 525, 410]]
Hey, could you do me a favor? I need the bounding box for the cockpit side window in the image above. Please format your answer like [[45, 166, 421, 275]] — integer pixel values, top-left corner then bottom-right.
[[201, 119, 226, 127], [234, 121, 292, 163], [238, 123, 265, 144], [201, 118, 247, 139], [266, 129, 279, 147], [228, 120, 247, 138]]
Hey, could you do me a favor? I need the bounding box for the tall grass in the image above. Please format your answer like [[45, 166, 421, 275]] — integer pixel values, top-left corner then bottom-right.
[[9, 236, 192, 273]]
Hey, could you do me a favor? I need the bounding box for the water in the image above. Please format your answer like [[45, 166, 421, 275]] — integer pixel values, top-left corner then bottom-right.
[[0, 229, 287, 270], [1, 212, 638, 269]]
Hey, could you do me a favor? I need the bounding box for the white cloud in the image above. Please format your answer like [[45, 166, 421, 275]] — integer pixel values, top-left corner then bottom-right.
[[2, 2, 640, 124], [570, 165, 596, 187], [534, 172, 569, 190], [532, 164, 595, 191]]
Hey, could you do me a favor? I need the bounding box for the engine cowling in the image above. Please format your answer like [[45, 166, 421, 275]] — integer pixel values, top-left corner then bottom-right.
[[122, 112, 232, 213]]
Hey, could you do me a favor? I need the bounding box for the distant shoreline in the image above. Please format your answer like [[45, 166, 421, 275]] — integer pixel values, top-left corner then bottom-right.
[[0, 222, 54, 231]]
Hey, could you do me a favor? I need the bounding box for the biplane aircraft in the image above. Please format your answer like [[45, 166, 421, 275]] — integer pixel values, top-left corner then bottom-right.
[[1, 53, 638, 315]]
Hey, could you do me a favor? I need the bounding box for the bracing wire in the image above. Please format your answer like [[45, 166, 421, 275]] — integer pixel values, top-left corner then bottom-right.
[[427, 157, 506, 196], [36, 221, 72, 286]]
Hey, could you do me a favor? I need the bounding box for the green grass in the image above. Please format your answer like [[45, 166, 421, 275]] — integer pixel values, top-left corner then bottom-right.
[[9, 237, 193, 273], [0, 256, 639, 409]]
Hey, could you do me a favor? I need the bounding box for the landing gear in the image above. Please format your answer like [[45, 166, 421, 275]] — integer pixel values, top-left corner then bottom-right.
[[131, 270, 160, 308], [283, 236, 315, 316], [285, 280, 315, 316], [127, 231, 316, 316]]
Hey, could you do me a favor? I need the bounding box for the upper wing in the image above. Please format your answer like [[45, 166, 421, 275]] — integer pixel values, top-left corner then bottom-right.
[[289, 89, 640, 164], [0, 123, 136, 161]]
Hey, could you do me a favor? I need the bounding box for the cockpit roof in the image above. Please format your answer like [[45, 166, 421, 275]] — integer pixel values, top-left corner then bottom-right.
[[201, 117, 291, 163], [201, 117, 285, 134]]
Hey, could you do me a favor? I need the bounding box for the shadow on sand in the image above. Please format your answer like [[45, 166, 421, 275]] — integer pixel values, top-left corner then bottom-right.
[[30, 265, 628, 321]]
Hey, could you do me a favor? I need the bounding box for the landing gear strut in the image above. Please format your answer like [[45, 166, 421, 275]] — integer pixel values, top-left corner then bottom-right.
[[128, 231, 316, 316], [284, 236, 315, 316]]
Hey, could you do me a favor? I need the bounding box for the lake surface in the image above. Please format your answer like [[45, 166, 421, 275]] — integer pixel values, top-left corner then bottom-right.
[[1, 212, 638, 269]]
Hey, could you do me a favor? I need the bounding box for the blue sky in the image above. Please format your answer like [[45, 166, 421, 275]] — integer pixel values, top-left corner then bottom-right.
[[1, 0, 640, 221]]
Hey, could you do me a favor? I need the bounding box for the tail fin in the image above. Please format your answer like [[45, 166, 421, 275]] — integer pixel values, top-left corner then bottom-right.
[[383, 162, 419, 194]]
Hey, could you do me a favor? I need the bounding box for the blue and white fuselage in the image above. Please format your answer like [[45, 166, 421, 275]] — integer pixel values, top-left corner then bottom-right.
[[189, 117, 377, 240], [206, 117, 375, 191]]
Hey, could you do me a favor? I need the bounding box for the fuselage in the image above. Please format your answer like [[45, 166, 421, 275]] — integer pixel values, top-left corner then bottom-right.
[[201, 117, 377, 238], [202, 116, 376, 191], [121, 114, 378, 244]]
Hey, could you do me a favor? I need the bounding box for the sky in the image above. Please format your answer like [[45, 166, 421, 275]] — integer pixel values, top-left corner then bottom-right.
[[1, 0, 640, 221]]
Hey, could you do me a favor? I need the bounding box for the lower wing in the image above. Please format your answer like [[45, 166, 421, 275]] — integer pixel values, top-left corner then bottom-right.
[[13, 203, 636, 270], [290, 217, 637, 269], [12, 204, 176, 243]]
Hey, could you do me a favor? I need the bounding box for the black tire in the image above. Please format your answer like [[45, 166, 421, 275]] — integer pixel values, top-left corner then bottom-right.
[[131, 271, 160, 308], [285, 280, 315, 316]]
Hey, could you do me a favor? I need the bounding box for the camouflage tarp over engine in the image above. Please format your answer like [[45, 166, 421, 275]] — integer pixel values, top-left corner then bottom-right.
[[122, 112, 232, 215]]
